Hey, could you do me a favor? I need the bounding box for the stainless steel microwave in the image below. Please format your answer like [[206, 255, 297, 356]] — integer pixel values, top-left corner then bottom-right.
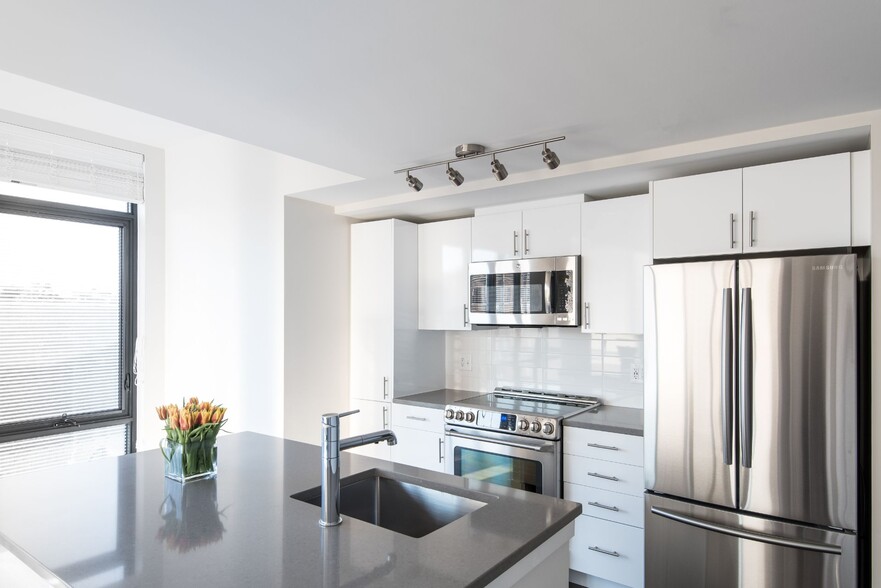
[[468, 255, 580, 326]]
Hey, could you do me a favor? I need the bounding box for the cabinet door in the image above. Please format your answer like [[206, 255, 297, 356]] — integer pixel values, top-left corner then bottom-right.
[[522, 203, 581, 258], [581, 195, 652, 334], [742, 153, 851, 253], [418, 218, 471, 330], [471, 211, 522, 261], [346, 399, 392, 460], [350, 221, 395, 402], [391, 426, 445, 472], [653, 169, 743, 259]]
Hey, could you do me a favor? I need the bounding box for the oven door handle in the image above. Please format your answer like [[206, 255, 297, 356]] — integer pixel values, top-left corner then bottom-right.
[[446, 428, 555, 453]]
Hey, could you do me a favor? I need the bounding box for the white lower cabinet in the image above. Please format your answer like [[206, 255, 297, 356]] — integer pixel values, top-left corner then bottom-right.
[[390, 404, 445, 472], [564, 426, 644, 588]]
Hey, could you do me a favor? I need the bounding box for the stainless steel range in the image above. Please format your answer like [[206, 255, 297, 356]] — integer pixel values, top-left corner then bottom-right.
[[445, 387, 601, 498]]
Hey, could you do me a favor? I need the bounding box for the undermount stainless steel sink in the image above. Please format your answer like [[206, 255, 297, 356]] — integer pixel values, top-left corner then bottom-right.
[[292, 469, 491, 538]]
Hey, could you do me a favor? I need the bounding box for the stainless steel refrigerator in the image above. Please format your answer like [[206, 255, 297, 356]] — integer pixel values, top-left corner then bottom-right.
[[644, 253, 860, 588]]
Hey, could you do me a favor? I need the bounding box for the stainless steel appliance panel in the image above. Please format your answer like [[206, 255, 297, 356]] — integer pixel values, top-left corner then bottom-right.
[[644, 260, 737, 507], [738, 254, 858, 530], [646, 493, 856, 588], [445, 425, 561, 497]]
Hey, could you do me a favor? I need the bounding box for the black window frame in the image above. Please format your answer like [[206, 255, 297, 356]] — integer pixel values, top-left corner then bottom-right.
[[0, 192, 137, 453]]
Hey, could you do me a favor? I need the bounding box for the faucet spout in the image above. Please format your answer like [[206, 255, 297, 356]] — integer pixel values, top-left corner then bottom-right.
[[320, 410, 396, 527]]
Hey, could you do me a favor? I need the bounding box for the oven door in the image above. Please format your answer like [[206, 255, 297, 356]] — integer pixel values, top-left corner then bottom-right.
[[445, 425, 561, 497]]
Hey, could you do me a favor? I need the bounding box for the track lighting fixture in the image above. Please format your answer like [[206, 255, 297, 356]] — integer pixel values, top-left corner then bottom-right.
[[396, 136, 564, 190], [541, 143, 560, 170], [490, 155, 508, 181], [446, 163, 464, 186], [406, 172, 423, 192]]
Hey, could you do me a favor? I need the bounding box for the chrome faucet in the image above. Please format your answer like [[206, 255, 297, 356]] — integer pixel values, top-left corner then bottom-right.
[[320, 409, 397, 527]]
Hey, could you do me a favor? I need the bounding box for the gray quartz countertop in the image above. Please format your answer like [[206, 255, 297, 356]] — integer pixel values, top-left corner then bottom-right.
[[563, 406, 644, 436], [394, 388, 481, 409], [0, 432, 580, 587]]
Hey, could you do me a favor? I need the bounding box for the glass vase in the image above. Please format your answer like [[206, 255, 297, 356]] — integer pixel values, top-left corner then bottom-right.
[[162, 438, 217, 483]]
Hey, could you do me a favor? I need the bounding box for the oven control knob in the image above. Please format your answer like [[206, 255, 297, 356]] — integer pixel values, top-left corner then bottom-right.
[[543, 422, 554, 435], [518, 419, 529, 431], [465, 412, 475, 423], [445, 409, 455, 420], [531, 421, 541, 433], [455, 410, 465, 421]]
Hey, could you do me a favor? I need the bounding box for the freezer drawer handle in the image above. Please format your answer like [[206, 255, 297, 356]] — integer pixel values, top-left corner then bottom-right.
[[650, 506, 842, 555], [587, 472, 620, 482], [587, 442, 619, 451], [588, 501, 619, 512], [588, 546, 620, 557]]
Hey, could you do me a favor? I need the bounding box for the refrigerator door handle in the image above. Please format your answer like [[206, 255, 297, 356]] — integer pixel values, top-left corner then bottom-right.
[[721, 288, 734, 465], [650, 506, 842, 555], [739, 287, 753, 468]]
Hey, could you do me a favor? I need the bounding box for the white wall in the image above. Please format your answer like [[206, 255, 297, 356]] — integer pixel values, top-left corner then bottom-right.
[[0, 70, 358, 450], [446, 330, 644, 408], [283, 198, 353, 444]]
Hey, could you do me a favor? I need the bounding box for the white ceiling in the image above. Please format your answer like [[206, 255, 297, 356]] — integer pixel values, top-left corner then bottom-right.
[[0, 1, 879, 218]]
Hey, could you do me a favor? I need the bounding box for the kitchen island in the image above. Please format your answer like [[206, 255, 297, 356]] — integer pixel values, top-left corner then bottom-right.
[[0, 432, 580, 587]]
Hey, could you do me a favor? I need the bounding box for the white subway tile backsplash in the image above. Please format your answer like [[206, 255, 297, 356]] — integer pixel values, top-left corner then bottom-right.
[[445, 330, 644, 408]]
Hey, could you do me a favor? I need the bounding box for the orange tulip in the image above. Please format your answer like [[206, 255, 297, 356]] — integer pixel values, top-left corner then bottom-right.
[[211, 407, 226, 423], [156, 406, 168, 420], [201, 409, 212, 425], [179, 413, 191, 431], [188, 396, 200, 406]]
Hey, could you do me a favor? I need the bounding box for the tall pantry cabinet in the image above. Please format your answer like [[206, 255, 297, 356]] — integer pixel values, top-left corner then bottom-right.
[[349, 219, 445, 459]]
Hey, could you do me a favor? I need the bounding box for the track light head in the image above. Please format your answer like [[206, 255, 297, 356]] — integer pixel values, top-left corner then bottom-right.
[[490, 156, 508, 181], [446, 164, 464, 186], [541, 144, 560, 170], [405, 172, 423, 192]]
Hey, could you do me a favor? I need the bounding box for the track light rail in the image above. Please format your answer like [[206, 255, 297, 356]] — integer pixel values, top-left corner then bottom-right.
[[393, 136, 565, 175]]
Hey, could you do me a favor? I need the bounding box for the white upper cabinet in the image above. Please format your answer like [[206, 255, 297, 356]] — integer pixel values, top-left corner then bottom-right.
[[351, 219, 444, 403], [418, 218, 472, 330], [654, 153, 855, 259], [471, 202, 581, 261], [653, 169, 743, 259], [581, 195, 652, 334], [742, 153, 851, 253]]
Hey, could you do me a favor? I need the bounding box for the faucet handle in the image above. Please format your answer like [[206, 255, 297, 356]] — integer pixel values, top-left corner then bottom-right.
[[338, 409, 359, 419], [322, 409, 360, 425]]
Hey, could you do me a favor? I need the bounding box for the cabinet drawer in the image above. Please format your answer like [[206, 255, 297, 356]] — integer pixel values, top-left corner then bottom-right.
[[392, 404, 444, 430], [571, 515, 644, 588], [564, 455, 644, 496], [563, 427, 644, 466], [564, 483, 644, 528]]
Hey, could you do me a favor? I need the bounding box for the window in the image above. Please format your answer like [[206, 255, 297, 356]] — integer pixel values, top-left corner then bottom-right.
[[0, 192, 136, 476]]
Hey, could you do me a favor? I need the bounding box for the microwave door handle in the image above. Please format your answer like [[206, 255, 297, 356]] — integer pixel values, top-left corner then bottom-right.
[[544, 270, 553, 313]]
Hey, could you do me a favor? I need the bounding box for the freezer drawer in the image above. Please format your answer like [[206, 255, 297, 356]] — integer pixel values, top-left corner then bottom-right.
[[645, 494, 856, 588]]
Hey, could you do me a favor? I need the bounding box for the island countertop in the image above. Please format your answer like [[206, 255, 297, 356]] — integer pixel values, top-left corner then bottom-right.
[[0, 432, 580, 587]]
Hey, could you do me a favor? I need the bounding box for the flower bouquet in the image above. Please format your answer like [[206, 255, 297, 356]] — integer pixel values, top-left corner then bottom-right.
[[157, 397, 227, 483]]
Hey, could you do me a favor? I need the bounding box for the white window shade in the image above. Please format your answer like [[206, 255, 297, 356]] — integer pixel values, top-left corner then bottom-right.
[[0, 120, 144, 204]]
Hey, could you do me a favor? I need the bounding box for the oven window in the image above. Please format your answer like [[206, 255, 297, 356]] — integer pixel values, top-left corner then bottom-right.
[[454, 446, 543, 494]]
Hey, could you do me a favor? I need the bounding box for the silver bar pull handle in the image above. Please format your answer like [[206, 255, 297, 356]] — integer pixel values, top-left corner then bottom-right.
[[584, 302, 591, 329], [383, 376, 389, 400], [730, 213, 736, 249], [588, 501, 620, 512], [587, 443, 619, 451], [438, 437, 444, 463], [463, 303, 469, 326], [382, 405, 389, 429], [524, 229, 530, 255], [406, 416, 427, 422], [587, 472, 620, 482], [588, 546, 620, 557], [651, 507, 841, 555], [721, 288, 734, 465], [740, 288, 753, 468], [749, 210, 756, 247], [513, 230, 519, 256]]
